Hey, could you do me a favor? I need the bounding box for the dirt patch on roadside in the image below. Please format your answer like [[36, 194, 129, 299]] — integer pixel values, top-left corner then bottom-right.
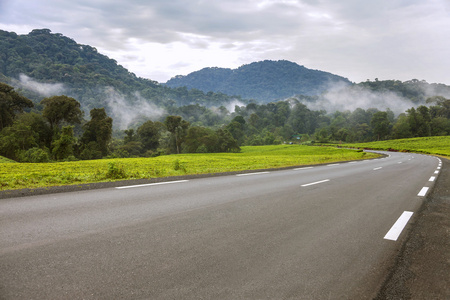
[[375, 157, 450, 299]]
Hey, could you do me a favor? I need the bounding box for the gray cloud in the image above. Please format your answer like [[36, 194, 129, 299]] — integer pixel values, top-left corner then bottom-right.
[[1, 0, 449, 84]]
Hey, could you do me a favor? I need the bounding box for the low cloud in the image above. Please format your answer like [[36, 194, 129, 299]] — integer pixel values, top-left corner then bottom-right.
[[16, 74, 66, 97], [225, 99, 246, 113], [102, 87, 166, 129], [297, 84, 419, 115]]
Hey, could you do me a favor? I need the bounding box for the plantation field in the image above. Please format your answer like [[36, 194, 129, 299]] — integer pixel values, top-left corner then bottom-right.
[[0, 145, 376, 191], [337, 136, 450, 157]]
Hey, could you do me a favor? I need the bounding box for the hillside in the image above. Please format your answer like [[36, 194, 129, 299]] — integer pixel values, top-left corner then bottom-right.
[[165, 60, 352, 102], [1, 28, 450, 123], [0, 29, 243, 127]]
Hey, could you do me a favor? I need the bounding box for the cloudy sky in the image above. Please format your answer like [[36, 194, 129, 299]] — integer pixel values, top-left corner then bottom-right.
[[1, 0, 449, 84]]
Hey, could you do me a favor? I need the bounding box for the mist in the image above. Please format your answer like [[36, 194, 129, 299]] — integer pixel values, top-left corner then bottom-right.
[[225, 99, 246, 113], [299, 83, 421, 115], [16, 74, 66, 97], [102, 87, 166, 129]]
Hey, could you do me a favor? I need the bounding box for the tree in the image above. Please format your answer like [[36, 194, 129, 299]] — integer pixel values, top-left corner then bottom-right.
[[164, 115, 189, 154], [80, 108, 112, 158], [15, 112, 52, 149], [371, 111, 391, 140], [52, 126, 75, 160], [41, 95, 83, 131], [137, 120, 162, 152], [0, 122, 37, 160], [0, 82, 34, 130], [391, 114, 412, 139], [426, 96, 450, 118]]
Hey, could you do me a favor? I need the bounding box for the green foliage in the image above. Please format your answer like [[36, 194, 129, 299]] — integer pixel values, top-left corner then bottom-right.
[[137, 120, 162, 151], [173, 159, 187, 172], [0, 155, 16, 163], [41, 95, 82, 130], [165, 115, 190, 154], [183, 126, 240, 153], [0, 122, 37, 160], [0, 82, 34, 130], [80, 108, 112, 157], [105, 162, 127, 179], [52, 126, 75, 160], [371, 111, 391, 140], [17, 147, 50, 163]]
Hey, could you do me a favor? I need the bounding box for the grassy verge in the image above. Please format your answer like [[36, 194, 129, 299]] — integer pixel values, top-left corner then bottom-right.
[[332, 136, 450, 157], [0, 145, 376, 191]]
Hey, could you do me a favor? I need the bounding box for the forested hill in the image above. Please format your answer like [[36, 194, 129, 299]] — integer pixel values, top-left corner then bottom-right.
[[165, 60, 352, 102], [0, 29, 243, 116]]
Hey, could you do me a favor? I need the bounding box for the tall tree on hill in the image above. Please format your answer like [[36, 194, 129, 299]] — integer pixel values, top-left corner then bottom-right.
[[40, 95, 83, 132], [371, 111, 391, 141], [165, 115, 190, 154], [80, 108, 112, 158], [0, 82, 34, 130]]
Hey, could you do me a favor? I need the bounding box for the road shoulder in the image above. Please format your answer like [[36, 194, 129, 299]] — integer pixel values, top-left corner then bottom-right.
[[375, 156, 450, 299]]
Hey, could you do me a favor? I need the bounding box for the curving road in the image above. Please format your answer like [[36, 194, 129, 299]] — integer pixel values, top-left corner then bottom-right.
[[0, 151, 442, 299]]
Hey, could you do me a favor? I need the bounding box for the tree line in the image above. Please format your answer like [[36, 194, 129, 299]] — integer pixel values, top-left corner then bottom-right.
[[1, 82, 449, 162]]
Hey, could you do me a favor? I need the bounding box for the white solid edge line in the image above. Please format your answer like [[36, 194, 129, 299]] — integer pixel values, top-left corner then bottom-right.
[[237, 171, 270, 177], [301, 179, 330, 187], [384, 211, 414, 241], [417, 187, 429, 197], [294, 167, 314, 170], [116, 180, 189, 189]]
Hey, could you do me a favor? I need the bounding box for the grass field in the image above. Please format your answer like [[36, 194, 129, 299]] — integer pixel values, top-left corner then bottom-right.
[[0, 145, 376, 191], [336, 136, 450, 157]]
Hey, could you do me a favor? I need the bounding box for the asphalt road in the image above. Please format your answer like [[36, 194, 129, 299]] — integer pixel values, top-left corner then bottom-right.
[[0, 151, 441, 299]]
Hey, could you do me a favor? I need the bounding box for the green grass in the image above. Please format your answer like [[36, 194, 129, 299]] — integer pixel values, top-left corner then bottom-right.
[[335, 136, 450, 157], [0, 156, 16, 163], [0, 145, 377, 191]]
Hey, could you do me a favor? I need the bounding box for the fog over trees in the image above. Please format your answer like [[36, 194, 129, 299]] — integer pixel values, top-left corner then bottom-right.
[[1, 29, 449, 162]]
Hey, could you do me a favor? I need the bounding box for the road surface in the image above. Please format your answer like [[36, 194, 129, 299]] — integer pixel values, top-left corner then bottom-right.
[[0, 151, 441, 299]]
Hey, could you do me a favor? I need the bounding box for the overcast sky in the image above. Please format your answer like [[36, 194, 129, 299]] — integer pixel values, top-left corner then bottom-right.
[[1, 0, 449, 84]]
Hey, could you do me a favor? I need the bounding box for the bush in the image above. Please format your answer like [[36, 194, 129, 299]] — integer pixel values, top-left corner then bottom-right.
[[173, 159, 187, 172], [17, 147, 50, 163], [105, 162, 127, 179]]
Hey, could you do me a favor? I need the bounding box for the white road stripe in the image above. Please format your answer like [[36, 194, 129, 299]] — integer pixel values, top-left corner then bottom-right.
[[327, 164, 340, 166], [116, 180, 189, 189], [418, 187, 429, 197], [429, 176, 436, 182], [373, 167, 382, 170], [294, 167, 314, 170], [301, 179, 330, 187], [434, 170, 439, 174], [384, 211, 414, 241], [237, 171, 270, 177]]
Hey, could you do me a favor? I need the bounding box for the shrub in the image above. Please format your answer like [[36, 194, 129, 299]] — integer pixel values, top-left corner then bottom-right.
[[17, 147, 50, 163], [105, 162, 127, 179]]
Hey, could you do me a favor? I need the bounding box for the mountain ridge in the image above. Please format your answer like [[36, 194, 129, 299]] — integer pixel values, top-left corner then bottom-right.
[[165, 60, 352, 102]]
